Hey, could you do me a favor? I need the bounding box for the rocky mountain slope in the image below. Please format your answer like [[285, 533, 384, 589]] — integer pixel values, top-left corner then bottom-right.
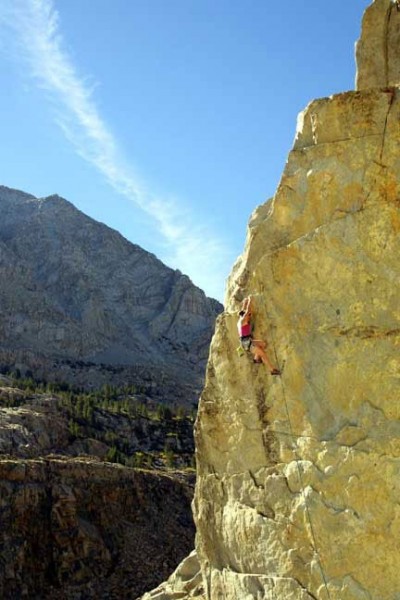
[[0, 186, 222, 405], [0, 457, 195, 599], [142, 1, 400, 599], [0, 372, 196, 599], [0, 374, 195, 469]]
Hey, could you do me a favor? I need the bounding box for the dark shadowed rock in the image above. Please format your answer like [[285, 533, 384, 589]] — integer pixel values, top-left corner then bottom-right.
[[0, 457, 195, 599]]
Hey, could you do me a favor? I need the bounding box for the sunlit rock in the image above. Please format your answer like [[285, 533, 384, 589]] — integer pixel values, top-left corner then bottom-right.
[[142, 2, 400, 599]]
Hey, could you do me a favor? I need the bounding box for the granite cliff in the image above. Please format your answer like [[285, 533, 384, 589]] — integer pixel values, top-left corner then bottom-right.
[[143, 1, 400, 599], [0, 185, 222, 405]]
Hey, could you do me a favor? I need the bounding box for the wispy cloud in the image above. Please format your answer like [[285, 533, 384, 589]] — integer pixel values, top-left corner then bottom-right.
[[0, 0, 230, 301]]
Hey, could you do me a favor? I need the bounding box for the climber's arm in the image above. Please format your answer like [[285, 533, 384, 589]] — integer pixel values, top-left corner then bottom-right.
[[243, 296, 253, 318]]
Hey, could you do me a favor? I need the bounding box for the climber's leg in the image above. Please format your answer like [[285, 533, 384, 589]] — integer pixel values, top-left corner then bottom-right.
[[251, 340, 281, 375]]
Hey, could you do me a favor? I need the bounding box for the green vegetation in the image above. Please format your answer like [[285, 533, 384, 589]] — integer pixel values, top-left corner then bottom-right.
[[0, 366, 196, 471]]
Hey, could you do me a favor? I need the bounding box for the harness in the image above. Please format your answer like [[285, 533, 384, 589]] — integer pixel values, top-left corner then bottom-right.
[[239, 335, 252, 352]]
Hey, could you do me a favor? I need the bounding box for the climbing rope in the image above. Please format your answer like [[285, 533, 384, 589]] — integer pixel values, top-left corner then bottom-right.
[[252, 289, 332, 600]]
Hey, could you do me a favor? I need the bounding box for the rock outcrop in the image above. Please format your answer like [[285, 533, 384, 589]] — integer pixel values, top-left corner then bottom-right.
[[0, 186, 222, 404], [141, 551, 204, 600], [0, 457, 195, 599], [143, 2, 400, 599], [0, 377, 195, 468], [356, 0, 400, 89]]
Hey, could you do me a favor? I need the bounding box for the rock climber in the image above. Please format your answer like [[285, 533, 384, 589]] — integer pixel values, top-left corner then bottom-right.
[[237, 296, 281, 375]]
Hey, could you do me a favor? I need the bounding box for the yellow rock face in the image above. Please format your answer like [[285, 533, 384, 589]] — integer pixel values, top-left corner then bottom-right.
[[356, 0, 400, 90], [194, 85, 400, 600], [140, 4, 400, 599]]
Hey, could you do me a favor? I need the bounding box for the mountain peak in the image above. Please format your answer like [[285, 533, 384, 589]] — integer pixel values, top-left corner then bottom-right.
[[0, 185, 222, 404]]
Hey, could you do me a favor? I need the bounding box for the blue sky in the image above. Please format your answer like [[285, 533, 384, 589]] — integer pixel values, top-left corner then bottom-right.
[[0, 0, 368, 301]]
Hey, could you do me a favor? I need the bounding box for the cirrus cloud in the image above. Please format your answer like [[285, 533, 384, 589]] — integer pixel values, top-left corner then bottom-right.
[[0, 0, 230, 301]]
